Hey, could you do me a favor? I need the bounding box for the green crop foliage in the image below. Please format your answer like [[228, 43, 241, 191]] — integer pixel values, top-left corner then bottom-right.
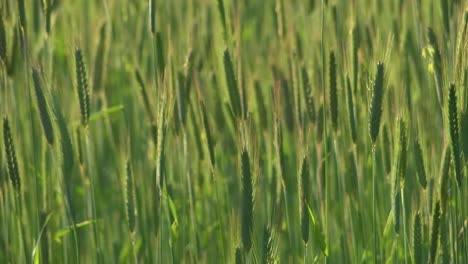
[[0, 1, 467, 263]]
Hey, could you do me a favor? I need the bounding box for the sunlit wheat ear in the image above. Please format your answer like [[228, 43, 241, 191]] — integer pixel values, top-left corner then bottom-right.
[[75, 48, 90, 127], [223, 49, 242, 119], [413, 211, 422, 264], [300, 155, 310, 244], [32, 68, 54, 145], [427, 28, 443, 108], [329, 51, 338, 131], [3, 118, 20, 192], [346, 75, 357, 143], [413, 137, 427, 188], [369, 62, 384, 144], [241, 148, 253, 253], [448, 83, 462, 188], [429, 201, 441, 264], [125, 160, 136, 233], [301, 66, 315, 124]]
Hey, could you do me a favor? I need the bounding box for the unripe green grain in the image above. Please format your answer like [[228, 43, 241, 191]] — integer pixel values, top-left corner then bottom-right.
[[369, 62, 384, 144], [448, 83, 462, 188], [3, 118, 20, 192], [429, 200, 441, 264], [397, 118, 407, 183], [440, 212, 450, 264], [302, 66, 315, 124], [75, 48, 90, 127], [32, 68, 54, 145], [413, 211, 422, 264]]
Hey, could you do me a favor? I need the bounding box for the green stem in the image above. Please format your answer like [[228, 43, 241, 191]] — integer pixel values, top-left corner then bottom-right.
[[372, 145, 377, 263], [320, 0, 329, 262], [85, 130, 100, 262], [401, 187, 408, 263]]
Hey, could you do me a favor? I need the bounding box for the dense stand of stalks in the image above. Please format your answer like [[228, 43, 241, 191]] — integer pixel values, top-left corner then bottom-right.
[[0, 1, 466, 263]]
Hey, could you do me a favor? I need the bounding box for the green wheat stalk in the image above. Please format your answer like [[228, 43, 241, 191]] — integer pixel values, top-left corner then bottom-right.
[[369, 62, 384, 262], [32, 67, 54, 145]]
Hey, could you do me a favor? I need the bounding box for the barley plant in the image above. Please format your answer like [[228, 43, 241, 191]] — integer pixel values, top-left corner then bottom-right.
[[0, 0, 467, 263]]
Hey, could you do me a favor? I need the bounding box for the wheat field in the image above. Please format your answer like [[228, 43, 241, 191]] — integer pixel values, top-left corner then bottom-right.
[[0, 0, 467, 263]]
